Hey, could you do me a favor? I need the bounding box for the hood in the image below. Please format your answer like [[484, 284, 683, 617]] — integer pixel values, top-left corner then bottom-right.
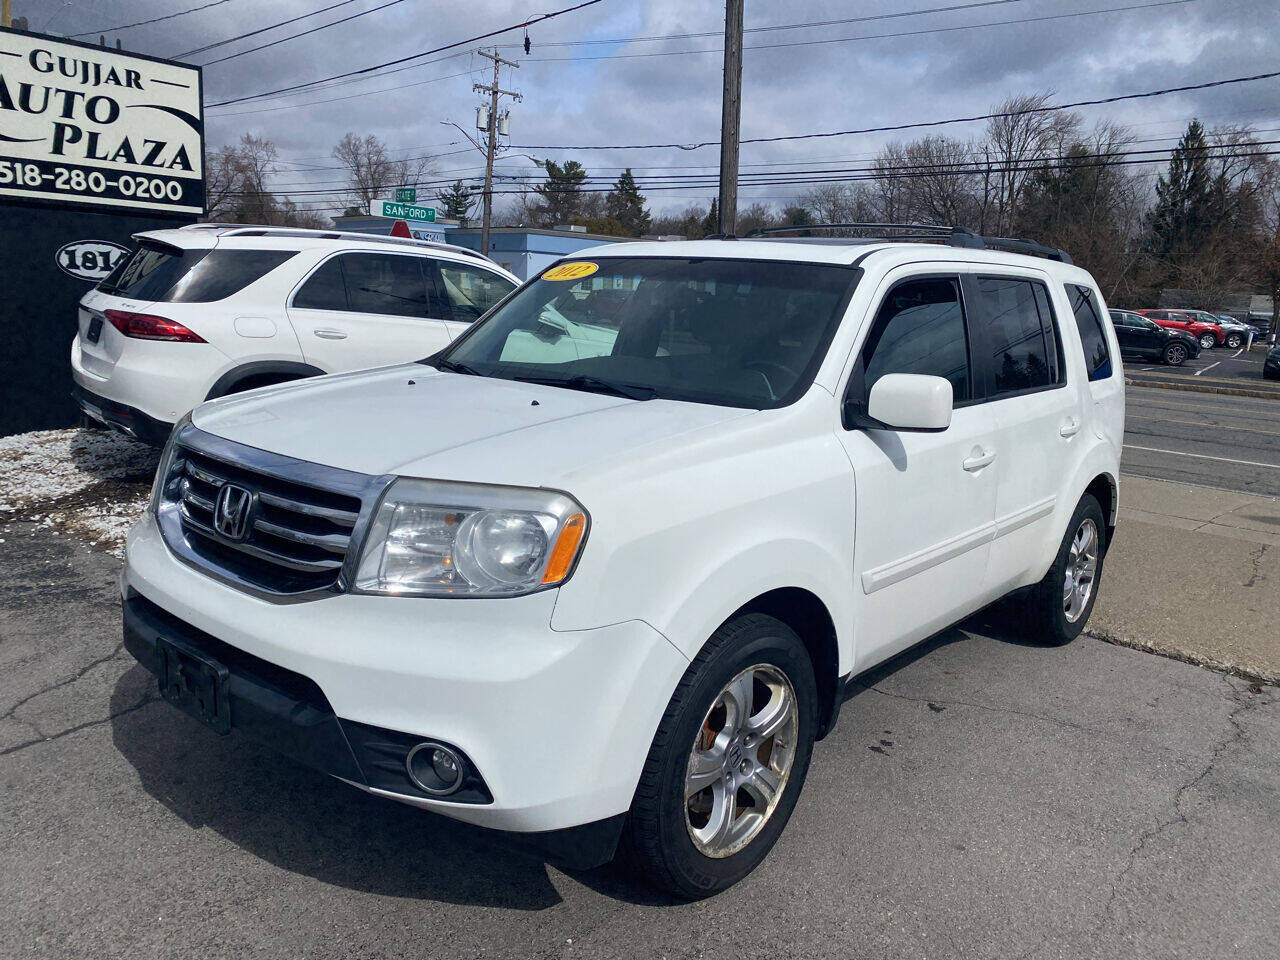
[[191, 364, 756, 487]]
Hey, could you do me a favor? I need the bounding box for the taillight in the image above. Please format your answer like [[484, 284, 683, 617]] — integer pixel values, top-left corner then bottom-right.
[[104, 310, 206, 342]]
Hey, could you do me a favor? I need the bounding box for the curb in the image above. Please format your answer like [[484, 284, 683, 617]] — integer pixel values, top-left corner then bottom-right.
[[1124, 376, 1280, 401], [1086, 627, 1279, 688]]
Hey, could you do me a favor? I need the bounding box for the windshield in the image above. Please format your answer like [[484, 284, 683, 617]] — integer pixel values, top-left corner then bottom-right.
[[432, 256, 858, 409]]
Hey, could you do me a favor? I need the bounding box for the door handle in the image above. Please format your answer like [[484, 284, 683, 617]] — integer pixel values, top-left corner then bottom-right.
[[313, 328, 347, 340], [1060, 417, 1082, 438], [962, 450, 996, 472]]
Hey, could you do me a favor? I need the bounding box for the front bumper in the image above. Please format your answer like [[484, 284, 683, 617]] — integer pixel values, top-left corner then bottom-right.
[[122, 511, 689, 839]]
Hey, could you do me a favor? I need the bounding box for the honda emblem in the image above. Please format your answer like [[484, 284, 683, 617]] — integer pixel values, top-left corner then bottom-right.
[[213, 484, 255, 541]]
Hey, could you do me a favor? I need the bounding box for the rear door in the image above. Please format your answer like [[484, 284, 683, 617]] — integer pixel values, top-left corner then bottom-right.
[[287, 251, 452, 371], [967, 270, 1085, 594]]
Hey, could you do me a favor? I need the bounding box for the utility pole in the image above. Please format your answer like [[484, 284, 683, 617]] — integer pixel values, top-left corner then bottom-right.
[[1, 0, 12, 28], [717, 0, 744, 237], [474, 48, 521, 259]]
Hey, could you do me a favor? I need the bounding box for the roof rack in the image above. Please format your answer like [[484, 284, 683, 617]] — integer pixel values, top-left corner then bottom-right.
[[175, 223, 498, 265], [738, 222, 1073, 264]]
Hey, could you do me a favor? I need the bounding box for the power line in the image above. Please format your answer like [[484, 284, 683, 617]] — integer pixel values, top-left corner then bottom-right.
[[68, 0, 235, 37], [510, 69, 1280, 151], [518, 0, 1199, 63], [175, 0, 362, 58], [209, 68, 475, 117], [495, 0, 1026, 48], [206, 0, 608, 108], [199, 0, 413, 67]]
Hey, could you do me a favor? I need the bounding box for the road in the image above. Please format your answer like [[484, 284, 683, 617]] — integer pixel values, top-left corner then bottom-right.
[[1123, 384, 1280, 497], [1124, 342, 1274, 386], [0, 524, 1277, 960]]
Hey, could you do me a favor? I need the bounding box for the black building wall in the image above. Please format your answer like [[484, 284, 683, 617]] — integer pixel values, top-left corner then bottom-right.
[[0, 203, 189, 437]]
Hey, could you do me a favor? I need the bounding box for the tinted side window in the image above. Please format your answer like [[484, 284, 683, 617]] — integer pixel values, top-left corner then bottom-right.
[[976, 277, 1061, 396], [341, 253, 430, 318], [435, 262, 516, 323], [293, 257, 347, 311], [1068, 284, 1113, 381], [99, 244, 211, 300], [861, 276, 970, 403], [165, 250, 297, 303]]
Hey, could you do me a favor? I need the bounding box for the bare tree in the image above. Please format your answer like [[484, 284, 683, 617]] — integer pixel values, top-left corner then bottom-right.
[[795, 184, 877, 232], [736, 201, 778, 235], [232, 133, 279, 225], [332, 133, 434, 213], [984, 93, 1082, 235]]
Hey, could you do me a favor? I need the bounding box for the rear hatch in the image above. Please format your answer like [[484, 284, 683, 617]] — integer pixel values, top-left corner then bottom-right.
[[77, 233, 217, 379]]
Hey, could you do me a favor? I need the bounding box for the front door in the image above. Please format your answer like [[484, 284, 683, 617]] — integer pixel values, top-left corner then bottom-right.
[[287, 251, 453, 372], [838, 270, 1001, 670]]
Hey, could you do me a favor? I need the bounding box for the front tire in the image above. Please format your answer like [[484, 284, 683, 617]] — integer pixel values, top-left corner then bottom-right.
[[1018, 494, 1106, 646], [1163, 342, 1188, 366], [622, 613, 817, 899], [1199, 333, 1216, 349]]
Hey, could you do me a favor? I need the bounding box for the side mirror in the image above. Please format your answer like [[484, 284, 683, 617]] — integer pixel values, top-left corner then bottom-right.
[[866, 373, 953, 432]]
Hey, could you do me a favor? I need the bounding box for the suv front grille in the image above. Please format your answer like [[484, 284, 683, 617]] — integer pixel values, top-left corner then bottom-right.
[[157, 428, 388, 600]]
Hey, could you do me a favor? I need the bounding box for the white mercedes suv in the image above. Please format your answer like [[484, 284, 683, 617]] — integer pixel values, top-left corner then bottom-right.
[[71, 224, 518, 444], [120, 227, 1123, 897]]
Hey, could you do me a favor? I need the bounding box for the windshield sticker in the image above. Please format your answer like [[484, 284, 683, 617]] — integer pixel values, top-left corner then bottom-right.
[[542, 261, 599, 282]]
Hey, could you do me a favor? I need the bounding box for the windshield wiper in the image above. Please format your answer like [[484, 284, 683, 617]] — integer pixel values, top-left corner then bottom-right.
[[431, 357, 485, 376], [513, 373, 656, 401]]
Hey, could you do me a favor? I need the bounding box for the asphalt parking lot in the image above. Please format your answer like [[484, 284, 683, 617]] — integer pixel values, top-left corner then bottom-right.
[[1, 524, 1277, 960], [1123, 341, 1275, 388]]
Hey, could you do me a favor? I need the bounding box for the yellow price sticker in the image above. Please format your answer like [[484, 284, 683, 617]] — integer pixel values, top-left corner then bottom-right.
[[542, 261, 599, 282]]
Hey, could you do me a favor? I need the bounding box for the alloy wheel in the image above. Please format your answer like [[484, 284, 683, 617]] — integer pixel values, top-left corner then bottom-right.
[[1167, 344, 1186, 365], [1200, 334, 1215, 349], [1062, 518, 1099, 623], [684, 663, 798, 858]]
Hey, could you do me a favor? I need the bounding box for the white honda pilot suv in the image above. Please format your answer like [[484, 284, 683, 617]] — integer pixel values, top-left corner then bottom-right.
[[71, 224, 518, 444], [121, 227, 1123, 897]]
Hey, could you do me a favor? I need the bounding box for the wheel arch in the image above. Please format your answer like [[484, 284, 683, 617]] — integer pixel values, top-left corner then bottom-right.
[[205, 360, 326, 400], [1083, 471, 1118, 555]]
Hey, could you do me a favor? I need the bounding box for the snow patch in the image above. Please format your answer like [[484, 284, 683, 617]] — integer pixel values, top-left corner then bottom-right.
[[0, 428, 158, 512]]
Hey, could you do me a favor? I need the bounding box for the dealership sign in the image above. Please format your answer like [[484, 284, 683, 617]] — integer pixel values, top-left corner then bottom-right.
[[0, 28, 204, 215], [55, 239, 130, 281]]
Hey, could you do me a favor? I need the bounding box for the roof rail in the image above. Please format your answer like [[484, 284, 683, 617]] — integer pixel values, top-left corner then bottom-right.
[[739, 222, 1073, 264], [177, 223, 498, 265]]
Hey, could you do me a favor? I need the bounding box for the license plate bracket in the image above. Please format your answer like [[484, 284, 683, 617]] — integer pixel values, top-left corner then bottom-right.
[[156, 636, 231, 734], [86, 316, 103, 344]]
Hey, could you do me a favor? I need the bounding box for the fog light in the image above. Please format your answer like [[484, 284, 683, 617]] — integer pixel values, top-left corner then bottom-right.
[[406, 742, 465, 796]]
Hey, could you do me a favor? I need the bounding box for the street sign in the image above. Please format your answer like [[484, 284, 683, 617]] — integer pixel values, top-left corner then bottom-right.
[[394, 187, 416, 203], [371, 199, 435, 222]]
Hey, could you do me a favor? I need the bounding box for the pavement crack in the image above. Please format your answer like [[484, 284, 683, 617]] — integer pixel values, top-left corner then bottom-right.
[[853, 682, 1095, 735], [0, 641, 128, 723], [1243, 543, 1270, 588], [0, 695, 158, 759], [1098, 675, 1267, 928]]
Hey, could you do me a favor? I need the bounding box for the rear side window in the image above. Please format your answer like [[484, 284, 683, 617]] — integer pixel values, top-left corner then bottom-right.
[[165, 250, 297, 303], [861, 276, 971, 403], [293, 257, 347, 310], [98, 244, 210, 300], [434, 262, 516, 323], [98, 245, 295, 303], [1067, 284, 1113, 381], [975, 277, 1063, 396]]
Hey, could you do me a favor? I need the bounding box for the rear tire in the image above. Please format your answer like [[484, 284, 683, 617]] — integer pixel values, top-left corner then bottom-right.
[[622, 613, 817, 899], [1199, 333, 1216, 349], [1017, 494, 1106, 646], [1225, 333, 1243, 349], [1162, 342, 1188, 366]]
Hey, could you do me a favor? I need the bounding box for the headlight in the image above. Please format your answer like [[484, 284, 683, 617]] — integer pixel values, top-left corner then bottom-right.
[[353, 479, 588, 597], [149, 412, 191, 515]]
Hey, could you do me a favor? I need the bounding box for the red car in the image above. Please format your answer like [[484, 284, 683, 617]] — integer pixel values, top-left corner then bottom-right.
[[1136, 309, 1223, 350]]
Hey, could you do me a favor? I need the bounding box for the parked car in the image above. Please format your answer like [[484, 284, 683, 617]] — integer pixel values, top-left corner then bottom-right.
[[71, 224, 520, 444], [1177, 309, 1250, 348], [1136, 309, 1222, 349], [1109, 309, 1201, 365], [1265, 344, 1280, 380], [121, 233, 1123, 898]]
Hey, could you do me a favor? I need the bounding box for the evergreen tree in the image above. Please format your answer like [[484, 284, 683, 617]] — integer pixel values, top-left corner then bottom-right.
[[1147, 119, 1215, 259], [700, 199, 719, 237], [436, 181, 475, 222], [533, 159, 588, 225], [605, 169, 651, 236]]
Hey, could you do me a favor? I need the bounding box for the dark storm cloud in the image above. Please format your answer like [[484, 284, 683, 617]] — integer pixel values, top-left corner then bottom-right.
[[15, 0, 1280, 212]]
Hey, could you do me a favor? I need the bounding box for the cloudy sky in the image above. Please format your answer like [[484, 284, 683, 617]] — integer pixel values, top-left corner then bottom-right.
[[15, 0, 1280, 216]]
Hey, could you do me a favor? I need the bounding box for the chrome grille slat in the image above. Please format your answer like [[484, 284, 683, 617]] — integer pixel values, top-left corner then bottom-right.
[[179, 504, 345, 573], [253, 518, 349, 554], [257, 489, 359, 527]]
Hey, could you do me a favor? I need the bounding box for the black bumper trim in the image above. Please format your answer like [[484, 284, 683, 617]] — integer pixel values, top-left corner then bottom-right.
[[72, 384, 174, 446]]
